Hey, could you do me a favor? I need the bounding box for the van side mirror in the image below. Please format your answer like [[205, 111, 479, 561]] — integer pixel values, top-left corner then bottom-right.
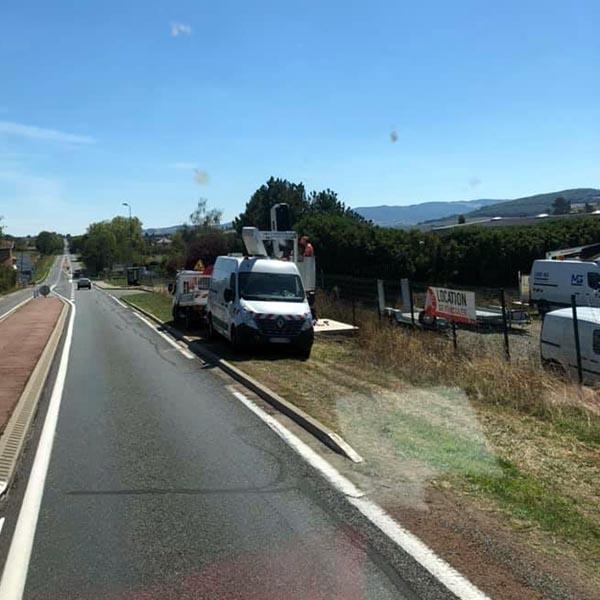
[[168, 283, 174, 294], [224, 288, 233, 303]]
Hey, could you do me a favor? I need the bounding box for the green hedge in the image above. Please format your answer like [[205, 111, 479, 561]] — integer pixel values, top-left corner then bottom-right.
[[296, 214, 600, 287]]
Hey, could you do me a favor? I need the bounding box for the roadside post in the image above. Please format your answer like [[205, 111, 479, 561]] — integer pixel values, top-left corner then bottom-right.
[[409, 281, 415, 327], [571, 294, 583, 384], [377, 279, 385, 323], [500, 289, 510, 362], [451, 321, 457, 351]]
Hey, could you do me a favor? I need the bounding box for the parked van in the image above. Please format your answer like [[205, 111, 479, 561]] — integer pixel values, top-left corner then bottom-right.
[[207, 256, 314, 357], [541, 307, 600, 384], [530, 259, 600, 314]]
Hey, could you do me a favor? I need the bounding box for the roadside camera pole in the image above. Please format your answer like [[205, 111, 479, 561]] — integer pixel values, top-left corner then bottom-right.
[[500, 288, 510, 362], [571, 294, 583, 385]]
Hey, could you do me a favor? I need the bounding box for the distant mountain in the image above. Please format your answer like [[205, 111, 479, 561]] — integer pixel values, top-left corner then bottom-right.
[[354, 188, 600, 228], [143, 225, 184, 236], [466, 188, 600, 218], [354, 199, 501, 227], [144, 222, 233, 236]]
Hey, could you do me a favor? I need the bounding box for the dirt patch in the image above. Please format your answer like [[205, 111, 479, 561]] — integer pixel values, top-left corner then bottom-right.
[[393, 487, 597, 600]]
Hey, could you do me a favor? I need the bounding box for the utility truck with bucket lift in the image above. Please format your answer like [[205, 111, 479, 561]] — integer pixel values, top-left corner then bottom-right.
[[206, 204, 316, 358], [170, 270, 212, 325]]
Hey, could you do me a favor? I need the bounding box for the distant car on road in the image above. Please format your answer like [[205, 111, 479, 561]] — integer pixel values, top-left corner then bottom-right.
[[77, 277, 91, 290]]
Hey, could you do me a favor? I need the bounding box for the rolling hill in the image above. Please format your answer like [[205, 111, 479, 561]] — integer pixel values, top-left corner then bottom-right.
[[354, 188, 600, 227], [466, 188, 600, 218], [353, 199, 501, 226]]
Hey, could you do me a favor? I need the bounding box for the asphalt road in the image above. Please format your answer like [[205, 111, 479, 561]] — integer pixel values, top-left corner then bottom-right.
[[0, 259, 455, 600], [0, 257, 63, 318]]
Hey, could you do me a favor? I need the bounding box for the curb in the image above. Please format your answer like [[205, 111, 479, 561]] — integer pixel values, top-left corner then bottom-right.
[[0, 299, 69, 496], [121, 297, 363, 463]]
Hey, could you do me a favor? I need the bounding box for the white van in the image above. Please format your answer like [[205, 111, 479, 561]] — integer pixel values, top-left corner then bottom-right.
[[207, 255, 314, 357], [530, 259, 600, 314], [541, 307, 600, 384]]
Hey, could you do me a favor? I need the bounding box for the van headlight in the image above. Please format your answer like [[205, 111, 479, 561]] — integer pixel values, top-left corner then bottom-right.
[[240, 307, 258, 329], [301, 311, 314, 331]]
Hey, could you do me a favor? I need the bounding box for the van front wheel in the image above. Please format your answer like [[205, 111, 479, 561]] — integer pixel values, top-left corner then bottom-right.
[[230, 326, 240, 350]]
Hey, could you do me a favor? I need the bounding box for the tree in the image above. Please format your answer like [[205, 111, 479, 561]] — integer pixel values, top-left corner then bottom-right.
[[552, 196, 571, 215], [81, 222, 117, 274], [234, 177, 308, 232], [189, 198, 222, 229], [585, 202, 595, 213], [307, 189, 364, 221], [35, 231, 63, 255], [184, 231, 232, 270], [458, 214, 466, 224]]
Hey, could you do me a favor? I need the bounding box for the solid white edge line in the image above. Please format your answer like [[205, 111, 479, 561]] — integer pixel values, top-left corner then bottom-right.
[[0, 517, 4, 536], [0, 294, 75, 600], [0, 296, 33, 321], [229, 388, 490, 600], [109, 294, 127, 309], [131, 310, 195, 360]]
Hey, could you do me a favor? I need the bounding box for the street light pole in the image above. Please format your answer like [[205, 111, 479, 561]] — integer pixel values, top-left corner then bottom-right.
[[122, 202, 132, 266]]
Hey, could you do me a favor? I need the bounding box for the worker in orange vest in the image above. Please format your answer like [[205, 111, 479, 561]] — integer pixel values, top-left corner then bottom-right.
[[299, 236, 314, 257]]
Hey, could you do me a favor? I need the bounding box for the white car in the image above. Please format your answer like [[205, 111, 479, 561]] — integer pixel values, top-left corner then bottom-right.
[[207, 255, 314, 358]]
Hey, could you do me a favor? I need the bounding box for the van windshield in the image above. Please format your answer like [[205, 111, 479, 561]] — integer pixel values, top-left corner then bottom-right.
[[238, 272, 305, 302]]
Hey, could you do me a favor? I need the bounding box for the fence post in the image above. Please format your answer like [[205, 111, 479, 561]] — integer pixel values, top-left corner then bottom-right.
[[500, 288, 510, 361], [452, 321, 457, 351], [409, 281, 415, 327], [352, 292, 356, 327], [571, 294, 583, 385], [377, 279, 385, 323]]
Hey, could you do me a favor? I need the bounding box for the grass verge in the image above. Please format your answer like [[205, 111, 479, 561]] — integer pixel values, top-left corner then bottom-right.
[[124, 292, 172, 323], [122, 289, 600, 588], [33, 254, 55, 283]]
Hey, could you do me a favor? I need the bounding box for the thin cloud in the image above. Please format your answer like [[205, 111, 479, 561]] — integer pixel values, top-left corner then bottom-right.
[[469, 177, 482, 188], [0, 121, 95, 144], [390, 130, 398, 143], [168, 162, 196, 170], [171, 22, 192, 37]]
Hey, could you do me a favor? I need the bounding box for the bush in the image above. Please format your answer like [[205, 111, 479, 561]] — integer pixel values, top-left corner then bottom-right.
[[0, 265, 16, 292]]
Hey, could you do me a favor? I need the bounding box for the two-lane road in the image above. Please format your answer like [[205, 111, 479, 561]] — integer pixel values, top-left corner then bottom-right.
[[0, 260, 455, 599], [0, 256, 64, 318]]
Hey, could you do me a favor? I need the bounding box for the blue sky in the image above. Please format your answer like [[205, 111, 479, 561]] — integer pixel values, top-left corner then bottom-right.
[[1, 0, 599, 235]]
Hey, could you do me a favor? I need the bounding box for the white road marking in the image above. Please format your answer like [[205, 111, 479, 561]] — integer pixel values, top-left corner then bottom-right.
[[229, 388, 490, 600], [0, 517, 4, 536], [229, 389, 362, 498], [0, 295, 75, 600], [0, 296, 33, 321], [132, 311, 195, 359], [109, 294, 127, 308]]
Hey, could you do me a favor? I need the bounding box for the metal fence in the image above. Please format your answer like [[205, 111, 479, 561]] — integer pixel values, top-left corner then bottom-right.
[[317, 272, 533, 362]]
